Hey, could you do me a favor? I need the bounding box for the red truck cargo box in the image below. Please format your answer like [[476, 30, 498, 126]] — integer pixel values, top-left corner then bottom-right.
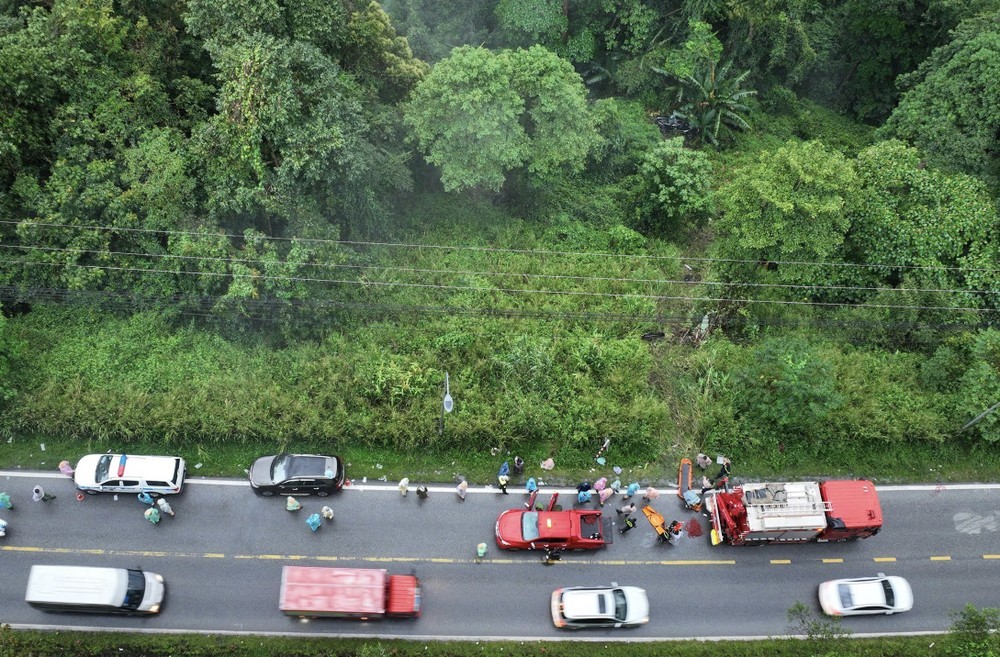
[[280, 566, 387, 618]]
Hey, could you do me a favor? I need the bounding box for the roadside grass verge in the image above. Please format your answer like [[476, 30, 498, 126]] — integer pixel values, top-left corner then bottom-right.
[[2, 432, 998, 489], [0, 627, 949, 657]]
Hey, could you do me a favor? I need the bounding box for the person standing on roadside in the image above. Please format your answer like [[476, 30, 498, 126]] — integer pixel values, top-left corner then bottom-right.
[[156, 498, 174, 517], [715, 458, 732, 491], [456, 479, 468, 501], [497, 475, 510, 495], [617, 502, 637, 516]]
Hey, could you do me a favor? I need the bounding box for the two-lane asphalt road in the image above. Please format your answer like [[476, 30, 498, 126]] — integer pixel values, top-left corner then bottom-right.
[[1, 470, 997, 639]]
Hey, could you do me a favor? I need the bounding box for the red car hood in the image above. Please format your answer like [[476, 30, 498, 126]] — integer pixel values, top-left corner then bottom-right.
[[496, 510, 525, 547]]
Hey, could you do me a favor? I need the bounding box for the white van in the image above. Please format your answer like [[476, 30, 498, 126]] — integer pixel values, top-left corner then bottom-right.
[[25, 565, 165, 614]]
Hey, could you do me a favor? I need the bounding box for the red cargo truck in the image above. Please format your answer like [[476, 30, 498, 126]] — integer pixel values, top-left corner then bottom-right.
[[707, 479, 882, 546], [279, 566, 421, 620]]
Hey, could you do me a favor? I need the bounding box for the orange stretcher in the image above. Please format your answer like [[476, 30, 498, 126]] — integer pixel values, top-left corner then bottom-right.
[[678, 457, 703, 511], [642, 505, 682, 544]]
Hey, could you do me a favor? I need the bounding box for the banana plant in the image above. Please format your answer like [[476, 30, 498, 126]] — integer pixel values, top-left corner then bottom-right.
[[673, 60, 756, 147]]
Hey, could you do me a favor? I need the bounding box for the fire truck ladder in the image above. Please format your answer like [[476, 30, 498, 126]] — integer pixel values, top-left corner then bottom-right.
[[745, 501, 833, 516]]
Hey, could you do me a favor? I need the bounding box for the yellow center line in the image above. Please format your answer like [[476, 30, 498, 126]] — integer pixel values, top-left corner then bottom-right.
[[984, 555, 1000, 560], [9, 545, 972, 568], [3, 546, 105, 555]]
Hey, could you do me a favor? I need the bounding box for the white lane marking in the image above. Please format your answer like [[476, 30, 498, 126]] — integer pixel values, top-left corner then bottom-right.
[[6, 470, 1000, 493]]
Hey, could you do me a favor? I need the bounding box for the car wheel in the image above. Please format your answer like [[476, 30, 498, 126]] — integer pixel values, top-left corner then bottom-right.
[[261, 490, 275, 497], [317, 490, 329, 497], [85, 490, 99, 496]]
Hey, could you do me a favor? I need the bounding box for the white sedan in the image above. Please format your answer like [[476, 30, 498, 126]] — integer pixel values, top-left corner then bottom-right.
[[550, 584, 649, 629], [818, 574, 913, 616]]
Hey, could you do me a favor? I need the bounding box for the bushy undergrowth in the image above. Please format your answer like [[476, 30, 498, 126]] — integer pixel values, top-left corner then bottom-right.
[[3, 307, 673, 464], [3, 302, 996, 482], [1, 189, 997, 481]]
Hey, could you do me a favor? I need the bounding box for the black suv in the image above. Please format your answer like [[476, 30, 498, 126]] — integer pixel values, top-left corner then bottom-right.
[[248, 453, 345, 496]]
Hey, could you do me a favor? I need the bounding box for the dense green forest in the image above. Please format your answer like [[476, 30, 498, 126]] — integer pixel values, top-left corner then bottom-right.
[[1, 0, 1000, 476]]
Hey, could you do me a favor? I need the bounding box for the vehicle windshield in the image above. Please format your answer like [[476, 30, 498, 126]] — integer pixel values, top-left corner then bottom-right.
[[613, 588, 627, 621], [270, 454, 292, 481], [522, 512, 540, 541], [122, 569, 146, 610], [838, 584, 854, 609], [95, 454, 112, 482], [880, 579, 895, 606]]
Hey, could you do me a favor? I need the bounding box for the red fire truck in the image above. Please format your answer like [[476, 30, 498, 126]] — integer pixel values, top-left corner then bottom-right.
[[707, 479, 882, 546], [279, 566, 421, 620]]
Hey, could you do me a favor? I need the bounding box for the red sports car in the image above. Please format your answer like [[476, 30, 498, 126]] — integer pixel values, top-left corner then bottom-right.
[[495, 494, 610, 550]]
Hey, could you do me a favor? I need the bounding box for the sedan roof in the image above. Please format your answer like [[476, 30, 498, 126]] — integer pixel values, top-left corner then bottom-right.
[[844, 580, 888, 608]]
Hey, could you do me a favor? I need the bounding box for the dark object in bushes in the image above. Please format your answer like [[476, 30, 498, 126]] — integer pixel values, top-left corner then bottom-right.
[[655, 113, 697, 140]]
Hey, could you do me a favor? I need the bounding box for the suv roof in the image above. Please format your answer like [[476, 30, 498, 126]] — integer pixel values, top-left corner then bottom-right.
[[101, 454, 179, 481], [561, 588, 615, 620]]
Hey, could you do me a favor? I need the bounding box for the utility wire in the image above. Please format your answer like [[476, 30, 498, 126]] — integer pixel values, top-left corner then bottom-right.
[[5, 218, 1000, 273], [4, 258, 998, 313], [4, 286, 988, 332], [1, 243, 994, 298]]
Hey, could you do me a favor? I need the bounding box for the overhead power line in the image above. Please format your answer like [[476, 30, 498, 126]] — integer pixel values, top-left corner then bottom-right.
[[3, 258, 997, 314], [4, 218, 1000, 273], [0, 243, 995, 298], [3, 286, 990, 333]]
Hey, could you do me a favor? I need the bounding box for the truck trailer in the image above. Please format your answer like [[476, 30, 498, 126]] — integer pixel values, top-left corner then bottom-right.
[[707, 479, 882, 546], [279, 566, 421, 620]]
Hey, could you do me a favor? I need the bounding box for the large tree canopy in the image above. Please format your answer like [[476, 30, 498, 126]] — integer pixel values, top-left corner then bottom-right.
[[844, 140, 1000, 305], [879, 11, 1000, 186], [0, 0, 427, 304], [404, 45, 598, 192], [713, 140, 857, 269]]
